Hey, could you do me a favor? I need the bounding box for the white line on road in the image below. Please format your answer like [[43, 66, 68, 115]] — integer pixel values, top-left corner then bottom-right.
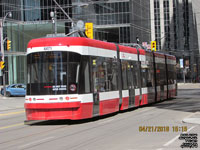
[[156, 148, 163, 150], [18, 136, 55, 149], [163, 126, 197, 147], [184, 112, 199, 119], [98, 119, 114, 125], [163, 134, 180, 147]]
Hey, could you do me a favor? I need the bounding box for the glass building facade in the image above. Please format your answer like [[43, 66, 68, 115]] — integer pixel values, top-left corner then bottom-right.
[[151, 0, 200, 82], [72, 0, 151, 45], [0, 0, 151, 85]]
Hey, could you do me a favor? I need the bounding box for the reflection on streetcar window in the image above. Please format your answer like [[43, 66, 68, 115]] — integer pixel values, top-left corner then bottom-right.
[[27, 52, 81, 95], [92, 57, 118, 92]]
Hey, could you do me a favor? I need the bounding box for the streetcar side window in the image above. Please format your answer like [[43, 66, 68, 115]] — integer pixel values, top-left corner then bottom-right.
[[121, 60, 128, 90], [79, 56, 91, 94], [142, 53, 155, 88], [105, 58, 118, 91], [167, 64, 176, 84], [132, 61, 139, 88], [91, 56, 118, 93], [141, 67, 147, 87], [158, 62, 167, 86]]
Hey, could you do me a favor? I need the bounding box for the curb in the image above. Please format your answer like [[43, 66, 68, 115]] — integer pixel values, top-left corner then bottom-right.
[[182, 112, 200, 125], [182, 118, 200, 125]]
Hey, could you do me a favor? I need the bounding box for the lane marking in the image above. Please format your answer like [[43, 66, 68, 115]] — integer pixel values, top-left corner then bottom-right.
[[183, 112, 198, 119], [163, 126, 197, 147], [0, 110, 25, 117], [98, 119, 114, 125], [163, 134, 180, 147], [0, 123, 24, 130], [19, 136, 55, 149]]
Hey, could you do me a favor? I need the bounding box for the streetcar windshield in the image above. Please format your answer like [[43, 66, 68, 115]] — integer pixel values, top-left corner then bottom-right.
[[27, 52, 81, 95]]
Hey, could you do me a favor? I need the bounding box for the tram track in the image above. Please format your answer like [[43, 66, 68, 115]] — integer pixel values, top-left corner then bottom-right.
[[27, 107, 178, 149], [0, 115, 25, 122], [0, 107, 24, 112], [0, 98, 182, 149]]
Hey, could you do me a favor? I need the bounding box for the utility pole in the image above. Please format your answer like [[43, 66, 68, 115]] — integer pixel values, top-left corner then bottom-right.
[[50, 9, 57, 34], [52, 0, 86, 37], [0, 12, 12, 96]]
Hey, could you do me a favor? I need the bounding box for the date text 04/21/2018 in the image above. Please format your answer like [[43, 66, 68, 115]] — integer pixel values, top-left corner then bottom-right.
[[139, 126, 188, 132]]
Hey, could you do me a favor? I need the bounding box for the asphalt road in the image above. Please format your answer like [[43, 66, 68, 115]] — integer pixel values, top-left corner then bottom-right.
[[0, 83, 199, 150]]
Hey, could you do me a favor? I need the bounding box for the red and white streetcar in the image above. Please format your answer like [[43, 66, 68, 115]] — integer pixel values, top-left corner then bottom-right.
[[25, 37, 177, 121]]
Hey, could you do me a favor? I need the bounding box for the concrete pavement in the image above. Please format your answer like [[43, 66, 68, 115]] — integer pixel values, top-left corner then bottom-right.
[[182, 112, 200, 125], [178, 83, 200, 125], [178, 82, 200, 89], [0, 83, 199, 123], [0, 83, 199, 150], [0, 95, 25, 111]]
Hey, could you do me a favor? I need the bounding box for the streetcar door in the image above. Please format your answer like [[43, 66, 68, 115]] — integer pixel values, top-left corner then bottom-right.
[[127, 62, 135, 107], [91, 57, 100, 116]]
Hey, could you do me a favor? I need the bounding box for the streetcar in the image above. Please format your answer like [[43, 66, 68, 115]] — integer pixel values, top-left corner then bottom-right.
[[25, 37, 177, 121]]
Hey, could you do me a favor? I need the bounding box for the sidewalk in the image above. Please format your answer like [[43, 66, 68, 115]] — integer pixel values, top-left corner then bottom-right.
[[178, 83, 200, 125], [178, 83, 200, 89], [182, 112, 200, 125]]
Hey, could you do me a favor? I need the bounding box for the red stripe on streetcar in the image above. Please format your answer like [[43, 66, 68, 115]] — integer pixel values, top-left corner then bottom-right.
[[24, 102, 81, 109], [99, 98, 119, 115], [139, 49, 146, 55], [37, 99, 44, 100], [119, 45, 138, 54], [25, 102, 93, 120], [70, 97, 78, 100], [44, 86, 52, 88], [120, 97, 129, 110], [49, 98, 58, 100]]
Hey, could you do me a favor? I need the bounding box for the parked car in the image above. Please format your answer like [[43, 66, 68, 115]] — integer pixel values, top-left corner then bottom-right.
[[1, 84, 26, 97]]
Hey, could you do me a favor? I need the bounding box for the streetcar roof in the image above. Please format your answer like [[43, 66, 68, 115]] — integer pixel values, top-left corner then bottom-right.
[[27, 37, 140, 55], [28, 37, 116, 51]]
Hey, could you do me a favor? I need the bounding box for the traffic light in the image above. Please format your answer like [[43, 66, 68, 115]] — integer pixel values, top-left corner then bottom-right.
[[151, 41, 156, 51], [7, 40, 11, 51], [0, 61, 5, 71]]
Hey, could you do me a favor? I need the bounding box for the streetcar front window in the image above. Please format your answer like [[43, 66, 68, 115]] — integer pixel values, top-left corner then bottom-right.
[[27, 52, 81, 95]]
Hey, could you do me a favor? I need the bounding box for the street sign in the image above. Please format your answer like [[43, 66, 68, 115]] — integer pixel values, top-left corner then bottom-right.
[[85, 22, 93, 39]]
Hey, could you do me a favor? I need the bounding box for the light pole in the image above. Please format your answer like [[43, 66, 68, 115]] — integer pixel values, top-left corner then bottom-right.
[[50, 9, 57, 34], [1, 12, 12, 96], [52, 0, 87, 37]]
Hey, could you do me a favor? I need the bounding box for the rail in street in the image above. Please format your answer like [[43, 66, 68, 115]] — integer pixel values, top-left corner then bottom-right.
[[0, 83, 199, 150]]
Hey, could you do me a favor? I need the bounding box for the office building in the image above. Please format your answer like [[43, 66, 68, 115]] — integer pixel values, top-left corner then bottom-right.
[[0, 0, 151, 85], [151, 0, 200, 81]]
